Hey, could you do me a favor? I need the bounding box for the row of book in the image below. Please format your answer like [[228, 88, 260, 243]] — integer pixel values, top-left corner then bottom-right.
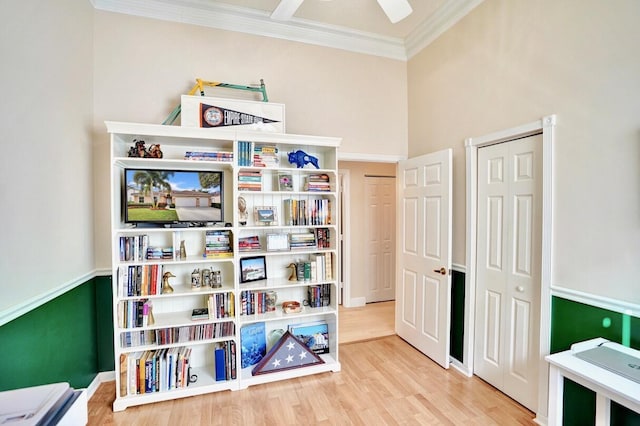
[[282, 198, 332, 226], [239, 290, 274, 316], [304, 173, 331, 192], [206, 292, 235, 319], [253, 145, 279, 167], [117, 264, 165, 297], [119, 234, 149, 262], [118, 299, 154, 329], [293, 253, 333, 282], [237, 141, 254, 166], [238, 170, 262, 191], [205, 229, 233, 258], [119, 346, 193, 396], [184, 151, 233, 162], [146, 246, 174, 260], [307, 284, 331, 308], [289, 232, 317, 249], [214, 340, 237, 381], [237, 141, 281, 167], [315, 228, 331, 249], [238, 235, 261, 252], [120, 321, 235, 348]]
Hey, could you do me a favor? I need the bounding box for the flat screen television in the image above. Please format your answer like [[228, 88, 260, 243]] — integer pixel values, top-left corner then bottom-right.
[[124, 168, 224, 225]]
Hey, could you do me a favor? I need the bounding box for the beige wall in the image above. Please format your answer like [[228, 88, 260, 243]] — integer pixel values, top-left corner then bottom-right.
[[408, 0, 640, 304], [0, 0, 94, 320], [92, 11, 408, 269], [339, 161, 397, 302]]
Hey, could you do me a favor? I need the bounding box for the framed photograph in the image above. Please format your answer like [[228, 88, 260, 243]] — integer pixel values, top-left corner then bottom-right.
[[240, 256, 267, 283], [277, 172, 294, 191], [254, 206, 277, 225], [266, 233, 289, 252]]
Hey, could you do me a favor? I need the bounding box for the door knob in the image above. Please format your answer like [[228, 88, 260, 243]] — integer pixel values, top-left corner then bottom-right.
[[516, 286, 524, 292], [433, 267, 447, 275]]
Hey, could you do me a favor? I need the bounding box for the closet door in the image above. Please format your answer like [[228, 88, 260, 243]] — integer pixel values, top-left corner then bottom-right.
[[474, 135, 542, 411]]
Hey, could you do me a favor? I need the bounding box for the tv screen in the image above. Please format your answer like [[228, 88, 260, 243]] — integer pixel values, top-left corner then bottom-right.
[[124, 168, 224, 225]]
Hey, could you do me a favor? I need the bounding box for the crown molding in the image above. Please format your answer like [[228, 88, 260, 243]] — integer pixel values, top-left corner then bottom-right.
[[93, 0, 407, 60], [405, 0, 484, 59], [92, 0, 483, 61]]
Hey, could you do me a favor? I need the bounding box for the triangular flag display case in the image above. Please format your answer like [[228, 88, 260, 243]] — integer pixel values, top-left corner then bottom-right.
[[252, 331, 324, 375], [107, 120, 341, 411]]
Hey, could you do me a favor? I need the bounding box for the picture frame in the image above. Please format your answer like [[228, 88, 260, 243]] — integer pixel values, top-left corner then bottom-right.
[[277, 172, 294, 191], [254, 206, 277, 225], [240, 256, 267, 283], [266, 233, 289, 252]]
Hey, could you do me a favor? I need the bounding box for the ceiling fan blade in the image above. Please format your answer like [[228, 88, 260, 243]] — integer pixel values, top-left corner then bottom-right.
[[271, 0, 304, 21], [376, 0, 413, 23]]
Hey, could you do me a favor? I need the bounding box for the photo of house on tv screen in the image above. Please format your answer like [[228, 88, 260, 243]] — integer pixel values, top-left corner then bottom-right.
[[124, 169, 224, 224]]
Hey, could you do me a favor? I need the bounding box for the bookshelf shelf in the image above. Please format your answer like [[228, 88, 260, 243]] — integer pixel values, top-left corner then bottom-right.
[[108, 120, 340, 411]]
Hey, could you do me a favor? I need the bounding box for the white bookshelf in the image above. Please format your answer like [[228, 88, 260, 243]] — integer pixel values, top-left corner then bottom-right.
[[107, 121, 341, 411]]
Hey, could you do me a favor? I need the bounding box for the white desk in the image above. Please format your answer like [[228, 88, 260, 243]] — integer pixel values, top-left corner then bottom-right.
[[0, 382, 87, 425], [545, 338, 640, 426]]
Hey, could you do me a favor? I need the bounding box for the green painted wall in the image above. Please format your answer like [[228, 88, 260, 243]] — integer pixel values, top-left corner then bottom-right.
[[450, 270, 465, 362], [0, 276, 115, 392], [550, 296, 640, 425]]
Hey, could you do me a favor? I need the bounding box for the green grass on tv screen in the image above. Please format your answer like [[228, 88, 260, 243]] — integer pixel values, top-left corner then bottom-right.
[[127, 208, 179, 222]]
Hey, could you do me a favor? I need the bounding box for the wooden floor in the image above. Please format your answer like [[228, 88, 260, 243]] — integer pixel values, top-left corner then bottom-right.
[[88, 302, 535, 425], [339, 301, 395, 344]]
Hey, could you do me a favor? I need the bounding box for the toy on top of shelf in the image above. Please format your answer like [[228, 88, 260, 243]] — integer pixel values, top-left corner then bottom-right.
[[127, 139, 163, 158], [288, 150, 319, 169]]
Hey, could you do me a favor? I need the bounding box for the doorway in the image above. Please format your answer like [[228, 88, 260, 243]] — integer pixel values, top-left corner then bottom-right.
[[364, 175, 396, 303], [338, 161, 397, 308]]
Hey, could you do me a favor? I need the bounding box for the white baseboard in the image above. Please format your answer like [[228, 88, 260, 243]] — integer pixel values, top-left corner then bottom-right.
[[85, 371, 115, 400], [349, 297, 367, 307]]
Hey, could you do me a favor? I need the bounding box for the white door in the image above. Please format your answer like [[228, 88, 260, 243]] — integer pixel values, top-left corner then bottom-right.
[[395, 149, 452, 368], [474, 135, 542, 411], [365, 176, 396, 302]]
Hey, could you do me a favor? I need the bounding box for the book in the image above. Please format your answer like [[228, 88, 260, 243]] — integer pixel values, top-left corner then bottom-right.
[[191, 308, 209, 320], [215, 347, 226, 381], [240, 322, 266, 368], [288, 321, 330, 354]]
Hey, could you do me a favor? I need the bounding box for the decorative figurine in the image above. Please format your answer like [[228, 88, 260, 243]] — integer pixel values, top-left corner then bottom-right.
[[212, 270, 222, 288], [145, 301, 155, 325], [191, 268, 201, 290], [238, 196, 248, 226], [287, 263, 298, 281], [148, 144, 163, 158], [179, 240, 187, 259], [287, 150, 319, 169], [127, 139, 163, 158], [161, 272, 175, 294], [201, 268, 212, 287]]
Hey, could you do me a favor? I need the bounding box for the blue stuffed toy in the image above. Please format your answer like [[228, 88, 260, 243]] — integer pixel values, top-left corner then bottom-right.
[[288, 150, 320, 169]]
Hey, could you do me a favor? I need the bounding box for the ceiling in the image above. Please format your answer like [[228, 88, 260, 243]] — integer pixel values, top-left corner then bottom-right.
[[92, 0, 484, 60]]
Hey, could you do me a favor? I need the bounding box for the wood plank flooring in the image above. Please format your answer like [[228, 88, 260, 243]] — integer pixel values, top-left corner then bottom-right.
[[339, 301, 395, 344], [88, 302, 535, 425]]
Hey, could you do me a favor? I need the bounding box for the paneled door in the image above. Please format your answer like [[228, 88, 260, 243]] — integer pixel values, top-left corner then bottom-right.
[[396, 149, 452, 368], [365, 176, 396, 302], [474, 135, 542, 411]]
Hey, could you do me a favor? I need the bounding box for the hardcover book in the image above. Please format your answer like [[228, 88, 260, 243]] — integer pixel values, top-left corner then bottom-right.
[[288, 321, 330, 354], [240, 322, 266, 368]]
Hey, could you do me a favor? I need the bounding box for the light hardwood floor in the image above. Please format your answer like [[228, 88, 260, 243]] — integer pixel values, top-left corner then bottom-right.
[[88, 302, 535, 425]]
